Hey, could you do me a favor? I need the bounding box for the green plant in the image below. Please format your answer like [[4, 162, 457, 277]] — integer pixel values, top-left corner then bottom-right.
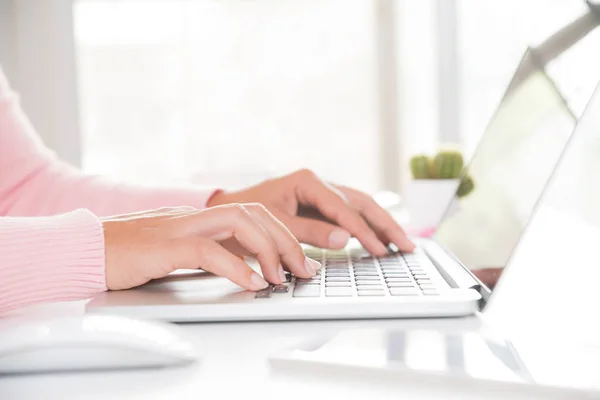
[[430, 150, 464, 179], [456, 174, 475, 198], [409, 155, 431, 179], [408, 149, 475, 198]]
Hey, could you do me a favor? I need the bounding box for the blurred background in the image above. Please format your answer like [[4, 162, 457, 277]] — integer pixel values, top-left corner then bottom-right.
[[0, 0, 598, 194]]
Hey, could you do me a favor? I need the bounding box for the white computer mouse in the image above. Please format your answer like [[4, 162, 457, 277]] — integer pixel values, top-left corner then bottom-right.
[[0, 314, 199, 374]]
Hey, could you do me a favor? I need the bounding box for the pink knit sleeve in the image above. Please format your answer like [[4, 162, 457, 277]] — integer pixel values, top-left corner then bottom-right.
[[0, 65, 224, 313], [0, 209, 106, 315], [0, 67, 220, 218]]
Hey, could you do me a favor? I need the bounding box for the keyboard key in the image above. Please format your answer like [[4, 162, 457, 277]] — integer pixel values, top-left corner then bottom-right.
[[381, 269, 408, 274], [325, 276, 352, 282], [297, 276, 321, 281], [353, 262, 376, 267], [293, 286, 321, 297], [295, 282, 321, 287], [356, 281, 383, 286], [383, 272, 409, 278], [326, 271, 349, 276], [389, 288, 420, 296], [386, 282, 415, 288], [354, 272, 379, 277], [326, 273, 351, 278], [381, 264, 408, 269], [358, 290, 385, 296], [296, 281, 321, 286], [273, 285, 289, 293], [325, 281, 352, 287], [325, 288, 355, 297], [255, 289, 272, 298], [353, 270, 378, 275], [355, 276, 381, 281], [422, 289, 439, 295], [385, 277, 412, 282], [326, 265, 349, 269], [382, 258, 406, 264], [382, 270, 409, 275]]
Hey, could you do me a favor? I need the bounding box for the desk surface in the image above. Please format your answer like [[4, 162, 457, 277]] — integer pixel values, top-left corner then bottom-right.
[[0, 302, 587, 400]]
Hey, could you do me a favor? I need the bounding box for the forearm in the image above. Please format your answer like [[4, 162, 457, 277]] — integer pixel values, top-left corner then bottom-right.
[[1, 157, 218, 217], [0, 66, 218, 217], [0, 210, 107, 315]]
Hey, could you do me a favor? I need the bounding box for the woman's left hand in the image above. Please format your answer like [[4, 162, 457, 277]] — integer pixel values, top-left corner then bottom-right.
[[207, 169, 414, 256]]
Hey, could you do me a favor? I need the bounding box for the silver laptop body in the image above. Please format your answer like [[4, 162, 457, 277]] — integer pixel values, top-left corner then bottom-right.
[[87, 52, 579, 322]]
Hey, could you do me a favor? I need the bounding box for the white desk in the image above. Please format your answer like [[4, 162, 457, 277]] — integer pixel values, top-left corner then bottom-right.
[[0, 303, 582, 400]]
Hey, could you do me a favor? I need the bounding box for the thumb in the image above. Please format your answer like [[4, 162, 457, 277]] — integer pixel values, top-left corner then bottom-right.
[[281, 215, 351, 249]]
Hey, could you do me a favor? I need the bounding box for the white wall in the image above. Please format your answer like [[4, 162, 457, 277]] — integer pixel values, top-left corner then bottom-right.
[[0, 0, 81, 166], [0, 1, 15, 82]]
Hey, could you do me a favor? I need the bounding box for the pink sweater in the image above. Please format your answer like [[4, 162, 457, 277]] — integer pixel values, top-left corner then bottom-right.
[[0, 67, 216, 314]]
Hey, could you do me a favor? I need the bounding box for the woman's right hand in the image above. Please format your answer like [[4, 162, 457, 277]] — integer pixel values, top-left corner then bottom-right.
[[101, 204, 322, 291]]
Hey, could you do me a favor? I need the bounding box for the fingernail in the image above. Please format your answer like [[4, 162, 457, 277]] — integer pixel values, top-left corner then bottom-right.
[[394, 232, 416, 252], [304, 257, 322, 276], [250, 273, 269, 290], [278, 264, 286, 283], [328, 229, 350, 248]]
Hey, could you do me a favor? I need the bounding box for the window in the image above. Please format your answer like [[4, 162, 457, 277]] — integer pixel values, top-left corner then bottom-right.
[[74, 0, 599, 193], [74, 0, 383, 191]]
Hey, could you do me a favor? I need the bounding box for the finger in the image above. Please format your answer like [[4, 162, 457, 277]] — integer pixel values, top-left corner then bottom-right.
[[293, 170, 388, 255], [219, 238, 253, 257], [174, 204, 283, 285], [336, 185, 415, 252], [279, 214, 350, 251], [244, 204, 318, 279], [177, 237, 269, 291]]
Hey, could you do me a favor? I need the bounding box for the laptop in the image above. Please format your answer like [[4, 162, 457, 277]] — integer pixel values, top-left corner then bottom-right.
[[269, 81, 600, 397], [87, 54, 577, 322]]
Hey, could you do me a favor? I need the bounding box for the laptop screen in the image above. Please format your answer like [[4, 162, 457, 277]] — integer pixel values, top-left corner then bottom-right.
[[483, 81, 600, 390], [433, 55, 576, 273]]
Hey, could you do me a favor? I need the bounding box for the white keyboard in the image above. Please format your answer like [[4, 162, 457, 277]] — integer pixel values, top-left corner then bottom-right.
[[254, 247, 447, 299]]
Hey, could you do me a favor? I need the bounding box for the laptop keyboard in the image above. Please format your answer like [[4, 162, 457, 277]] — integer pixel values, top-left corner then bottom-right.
[[254, 247, 445, 299]]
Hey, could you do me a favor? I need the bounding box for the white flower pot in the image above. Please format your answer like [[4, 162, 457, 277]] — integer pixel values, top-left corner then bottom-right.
[[403, 179, 460, 232]]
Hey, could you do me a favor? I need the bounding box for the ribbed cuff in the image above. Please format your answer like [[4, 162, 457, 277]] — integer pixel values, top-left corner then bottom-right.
[[0, 209, 106, 314]]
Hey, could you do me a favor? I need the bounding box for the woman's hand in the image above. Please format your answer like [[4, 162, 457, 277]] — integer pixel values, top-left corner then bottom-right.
[[207, 169, 414, 256], [101, 205, 321, 291]]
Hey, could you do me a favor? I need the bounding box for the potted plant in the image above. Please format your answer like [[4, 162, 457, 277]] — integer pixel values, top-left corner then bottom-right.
[[403, 149, 475, 234]]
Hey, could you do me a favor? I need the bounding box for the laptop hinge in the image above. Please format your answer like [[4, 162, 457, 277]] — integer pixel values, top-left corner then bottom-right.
[[418, 238, 492, 309]]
